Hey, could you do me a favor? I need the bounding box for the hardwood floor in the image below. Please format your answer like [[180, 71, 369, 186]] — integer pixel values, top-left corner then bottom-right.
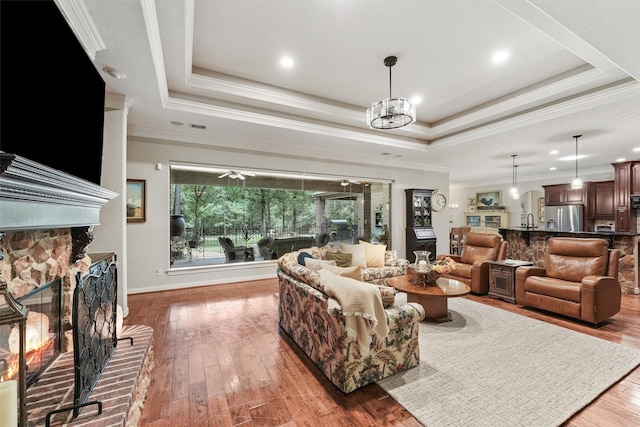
[[125, 278, 640, 426]]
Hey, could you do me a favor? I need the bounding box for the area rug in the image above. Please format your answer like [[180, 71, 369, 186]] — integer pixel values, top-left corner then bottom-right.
[[377, 297, 640, 427]]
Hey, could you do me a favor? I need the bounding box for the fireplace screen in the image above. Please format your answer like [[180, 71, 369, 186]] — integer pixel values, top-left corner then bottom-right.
[[0, 279, 62, 386], [72, 253, 117, 417]]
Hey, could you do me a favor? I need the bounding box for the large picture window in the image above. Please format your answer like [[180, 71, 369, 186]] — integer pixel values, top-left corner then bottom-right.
[[169, 164, 392, 267]]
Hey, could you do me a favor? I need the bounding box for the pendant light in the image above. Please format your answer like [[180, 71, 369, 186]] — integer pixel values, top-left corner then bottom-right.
[[366, 56, 416, 130], [509, 154, 519, 199], [571, 134, 583, 190]]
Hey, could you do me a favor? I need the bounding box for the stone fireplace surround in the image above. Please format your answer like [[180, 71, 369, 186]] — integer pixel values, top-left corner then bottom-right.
[[1, 154, 152, 425]]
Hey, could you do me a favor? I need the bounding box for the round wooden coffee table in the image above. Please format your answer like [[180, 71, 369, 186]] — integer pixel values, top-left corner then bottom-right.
[[387, 275, 471, 323]]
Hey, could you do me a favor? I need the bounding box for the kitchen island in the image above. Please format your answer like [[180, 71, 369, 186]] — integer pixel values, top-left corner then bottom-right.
[[498, 228, 639, 294]]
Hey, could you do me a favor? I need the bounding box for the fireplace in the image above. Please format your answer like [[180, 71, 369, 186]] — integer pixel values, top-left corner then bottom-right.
[[0, 153, 118, 424], [0, 279, 62, 387]]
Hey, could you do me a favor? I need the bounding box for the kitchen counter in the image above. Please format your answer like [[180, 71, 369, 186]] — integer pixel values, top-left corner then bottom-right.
[[498, 228, 639, 294], [500, 227, 639, 237]]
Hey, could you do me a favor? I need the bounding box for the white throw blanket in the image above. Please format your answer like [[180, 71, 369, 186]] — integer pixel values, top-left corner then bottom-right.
[[319, 269, 389, 354]]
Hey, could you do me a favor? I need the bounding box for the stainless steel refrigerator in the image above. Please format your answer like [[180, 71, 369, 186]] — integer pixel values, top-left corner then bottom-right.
[[544, 205, 584, 232]]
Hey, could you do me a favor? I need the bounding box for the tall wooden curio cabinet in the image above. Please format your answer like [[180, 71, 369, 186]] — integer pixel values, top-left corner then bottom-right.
[[405, 189, 437, 262]]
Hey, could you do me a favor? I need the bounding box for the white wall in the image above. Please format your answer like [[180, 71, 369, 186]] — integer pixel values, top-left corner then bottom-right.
[[91, 94, 129, 314], [126, 137, 451, 294]]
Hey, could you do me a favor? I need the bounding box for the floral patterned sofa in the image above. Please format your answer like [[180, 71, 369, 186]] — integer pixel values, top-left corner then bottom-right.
[[277, 247, 425, 393]]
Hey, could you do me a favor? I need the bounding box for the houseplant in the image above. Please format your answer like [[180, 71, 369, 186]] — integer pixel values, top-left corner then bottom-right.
[[241, 227, 254, 261]]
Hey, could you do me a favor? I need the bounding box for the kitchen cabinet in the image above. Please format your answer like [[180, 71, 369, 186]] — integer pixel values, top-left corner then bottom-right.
[[589, 181, 614, 219], [543, 183, 587, 206], [544, 185, 564, 205], [633, 163, 640, 195], [612, 161, 635, 232], [465, 211, 509, 234]]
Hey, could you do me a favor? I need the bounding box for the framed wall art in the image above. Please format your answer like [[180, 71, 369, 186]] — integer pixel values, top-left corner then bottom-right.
[[476, 190, 501, 209], [126, 179, 146, 222]]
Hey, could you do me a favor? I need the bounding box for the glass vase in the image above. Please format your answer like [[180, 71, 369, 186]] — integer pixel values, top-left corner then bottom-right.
[[413, 251, 431, 273]]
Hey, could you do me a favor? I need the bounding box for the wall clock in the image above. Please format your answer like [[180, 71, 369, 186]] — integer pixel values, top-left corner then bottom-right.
[[431, 191, 447, 212]]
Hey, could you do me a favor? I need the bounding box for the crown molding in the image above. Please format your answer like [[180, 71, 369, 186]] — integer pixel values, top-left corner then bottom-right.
[[429, 79, 639, 148], [54, 0, 105, 60]]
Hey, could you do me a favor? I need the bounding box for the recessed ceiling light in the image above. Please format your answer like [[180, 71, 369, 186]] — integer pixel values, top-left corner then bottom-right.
[[549, 167, 557, 171], [491, 50, 509, 64], [280, 56, 294, 68], [102, 66, 125, 79], [633, 147, 640, 152], [616, 158, 626, 162], [549, 150, 559, 155], [559, 155, 586, 161]]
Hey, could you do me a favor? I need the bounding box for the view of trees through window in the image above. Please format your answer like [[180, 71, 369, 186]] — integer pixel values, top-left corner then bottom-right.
[[169, 164, 392, 267]]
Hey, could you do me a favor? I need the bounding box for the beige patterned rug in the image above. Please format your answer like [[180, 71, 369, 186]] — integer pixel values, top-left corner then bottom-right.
[[378, 297, 640, 427]]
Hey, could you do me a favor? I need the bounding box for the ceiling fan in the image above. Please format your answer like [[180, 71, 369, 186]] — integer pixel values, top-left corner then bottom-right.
[[218, 170, 256, 180], [339, 179, 361, 187]]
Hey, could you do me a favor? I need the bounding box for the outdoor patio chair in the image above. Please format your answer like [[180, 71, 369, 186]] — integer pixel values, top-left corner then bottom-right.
[[218, 237, 247, 262]]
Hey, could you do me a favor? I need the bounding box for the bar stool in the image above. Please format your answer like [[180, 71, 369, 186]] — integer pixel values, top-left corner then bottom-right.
[[450, 226, 470, 255]]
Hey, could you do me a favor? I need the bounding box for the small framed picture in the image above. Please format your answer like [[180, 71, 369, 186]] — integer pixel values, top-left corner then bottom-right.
[[476, 191, 501, 208], [126, 179, 146, 223]]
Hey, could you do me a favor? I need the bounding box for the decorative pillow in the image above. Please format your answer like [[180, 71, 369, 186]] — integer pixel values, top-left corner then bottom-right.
[[297, 251, 314, 266], [326, 251, 353, 267], [340, 243, 367, 268], [319, 246, 335, 259], [359, 240, 387, 268], [304, 258, 337, 270], [322, 263, 363, 281]]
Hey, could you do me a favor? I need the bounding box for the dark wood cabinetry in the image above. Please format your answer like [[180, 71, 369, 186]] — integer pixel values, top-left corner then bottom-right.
[[612, 161, 636, 232], [543, 183, 586, 206], [405, 189, 436, 262], [589, 181, 615, 219], [406, 189, 433, 228], [544, 181, 616, 231], [632, 163, 640, 195], [544, 185, 564, 205], [488, 260, 533, 303]]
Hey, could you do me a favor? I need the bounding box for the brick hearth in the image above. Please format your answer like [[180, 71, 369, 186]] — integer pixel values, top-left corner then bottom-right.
[[25, 325, 154, 426]]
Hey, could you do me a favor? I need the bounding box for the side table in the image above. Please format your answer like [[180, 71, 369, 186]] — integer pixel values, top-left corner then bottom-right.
[[488, 259, 533, 303]]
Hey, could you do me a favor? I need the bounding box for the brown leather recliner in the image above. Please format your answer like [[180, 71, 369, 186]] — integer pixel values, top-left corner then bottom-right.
[[438, 232, 507, 294], [515, 237, 621, 325]]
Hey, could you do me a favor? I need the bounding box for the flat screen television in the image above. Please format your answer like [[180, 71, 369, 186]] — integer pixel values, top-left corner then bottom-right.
[[0, 0, 106, 185]]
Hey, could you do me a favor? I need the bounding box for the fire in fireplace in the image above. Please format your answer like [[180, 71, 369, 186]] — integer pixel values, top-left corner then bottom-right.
[[0, 279, 62, 387]]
